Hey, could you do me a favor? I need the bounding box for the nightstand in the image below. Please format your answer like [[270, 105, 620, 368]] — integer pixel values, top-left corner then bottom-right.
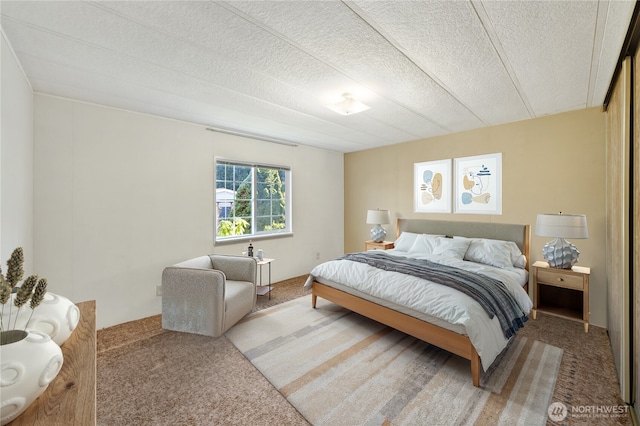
[[532, 260, 590, 332], [364, 240, 394, 251]]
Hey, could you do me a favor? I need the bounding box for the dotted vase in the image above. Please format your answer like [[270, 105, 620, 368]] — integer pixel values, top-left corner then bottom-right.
[[0, 329, 64, 425]]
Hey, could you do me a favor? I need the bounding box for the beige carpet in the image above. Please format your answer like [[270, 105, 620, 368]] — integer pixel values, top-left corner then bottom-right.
[[227, 295, 562, 425], [97, 275, 632, 425], [96, 278, 311, 426]]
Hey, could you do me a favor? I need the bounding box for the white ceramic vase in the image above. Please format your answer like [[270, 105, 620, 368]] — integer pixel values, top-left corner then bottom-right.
[[4, 292, 80, 346], [0, 329, 64, 425]]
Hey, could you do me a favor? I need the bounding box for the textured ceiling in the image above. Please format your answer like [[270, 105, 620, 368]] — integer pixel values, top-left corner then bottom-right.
[[1, 1, 635, 153]]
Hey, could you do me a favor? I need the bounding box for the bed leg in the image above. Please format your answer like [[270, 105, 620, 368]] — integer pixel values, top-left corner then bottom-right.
[[471, 349, 481, 387], [312, 294, 317, 308]]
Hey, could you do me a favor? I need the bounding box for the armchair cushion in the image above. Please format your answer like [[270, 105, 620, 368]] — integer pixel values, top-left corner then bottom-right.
[[209, 255, 256, 282]]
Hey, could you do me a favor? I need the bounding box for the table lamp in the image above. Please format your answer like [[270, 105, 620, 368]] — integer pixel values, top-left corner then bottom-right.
[[535, 213, 589, 269], [366, 209, 390, 243]]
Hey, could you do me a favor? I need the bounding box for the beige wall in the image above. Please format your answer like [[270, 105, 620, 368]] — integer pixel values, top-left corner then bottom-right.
[[33, 95, 344, 329], [345, 107, 608, 327]]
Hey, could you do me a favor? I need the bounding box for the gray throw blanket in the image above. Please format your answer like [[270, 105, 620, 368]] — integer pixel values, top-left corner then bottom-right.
[[338, 251, 527, 339]]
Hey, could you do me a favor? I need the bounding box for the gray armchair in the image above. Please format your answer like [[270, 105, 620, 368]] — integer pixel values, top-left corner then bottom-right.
[[161, 254, 257, 337]]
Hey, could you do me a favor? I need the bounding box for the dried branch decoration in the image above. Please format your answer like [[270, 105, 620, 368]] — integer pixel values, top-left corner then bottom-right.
[[6, 247, 24, 289], [0, 272, 10, 332], [0, 270, 9, 305], [12, 275, 37, 330], [31, 279, 47, 310], [0, 248, 51, 335], [14, 275, 37, 309], [24, 279, 48, 331]]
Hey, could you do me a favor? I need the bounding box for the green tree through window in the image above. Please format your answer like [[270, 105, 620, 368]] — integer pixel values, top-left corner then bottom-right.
[[215, 160, 290, 240]]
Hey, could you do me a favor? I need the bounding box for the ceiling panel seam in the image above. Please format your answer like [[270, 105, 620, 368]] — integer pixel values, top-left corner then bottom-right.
[[89, 1, 320, 98], [0, 26, 34, 92], [1, 14, 201, 82], [343, 0, 489, 127], [470, 0, 534, 118], [4, 12, 392, 143], [587, 1, 610, 106], [218, 0, 451, 134], [17, 45, 388, 147], [89, 0, 435, 141], [3, 0, 634, 152]]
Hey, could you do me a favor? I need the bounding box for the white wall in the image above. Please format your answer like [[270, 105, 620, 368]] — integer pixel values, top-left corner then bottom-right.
[[1, 32, 34, 272], [33, 95, 344, 329]]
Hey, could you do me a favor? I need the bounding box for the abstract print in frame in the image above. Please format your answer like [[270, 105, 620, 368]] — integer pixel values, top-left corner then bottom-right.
[[454, 153, 502, 215], [414, 159, 451, 213]]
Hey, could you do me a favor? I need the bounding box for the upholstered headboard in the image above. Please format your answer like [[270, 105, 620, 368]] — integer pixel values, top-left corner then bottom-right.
[[396, 219, 531, 271]]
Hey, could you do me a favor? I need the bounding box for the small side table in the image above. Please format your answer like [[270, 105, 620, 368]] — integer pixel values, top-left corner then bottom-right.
[[365, 240, 394, 251], [532, 260, 590, 332], [256, 258, 274, 300]]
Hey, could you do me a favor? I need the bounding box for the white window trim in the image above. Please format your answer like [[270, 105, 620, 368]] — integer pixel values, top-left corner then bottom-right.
[[215, 158, 292, 244]]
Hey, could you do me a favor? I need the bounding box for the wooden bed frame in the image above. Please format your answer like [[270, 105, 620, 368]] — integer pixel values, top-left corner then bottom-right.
[[311, 219, 531, 387]]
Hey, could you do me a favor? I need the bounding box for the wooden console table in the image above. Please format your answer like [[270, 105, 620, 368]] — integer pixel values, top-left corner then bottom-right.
[[10, 300, 96, 425]]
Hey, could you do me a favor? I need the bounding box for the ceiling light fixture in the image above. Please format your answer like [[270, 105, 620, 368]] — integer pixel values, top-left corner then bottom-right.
[[205, 126, 298, 147], [326, 93, 370, 116]]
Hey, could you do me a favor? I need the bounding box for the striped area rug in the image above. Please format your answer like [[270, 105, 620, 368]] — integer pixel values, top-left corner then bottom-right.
[[226, 295, 562, 425]]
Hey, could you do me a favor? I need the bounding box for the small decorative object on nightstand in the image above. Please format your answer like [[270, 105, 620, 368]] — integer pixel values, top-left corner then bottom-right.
[[532, 260, 590, 332], [535, 213, 589, 269], [365, 241, 394, 251], [366, 209, 390, 243]]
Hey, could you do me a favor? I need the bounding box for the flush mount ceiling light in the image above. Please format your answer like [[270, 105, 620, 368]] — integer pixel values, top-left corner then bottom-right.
[[325, 93, 370, 116]]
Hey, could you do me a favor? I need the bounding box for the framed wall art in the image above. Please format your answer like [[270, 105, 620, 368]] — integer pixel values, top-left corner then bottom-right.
[[454, 153, 502, 215], [414, 159, 451, 213]]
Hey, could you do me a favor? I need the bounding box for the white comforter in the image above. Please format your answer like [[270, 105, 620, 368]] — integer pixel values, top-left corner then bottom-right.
[[305, 249, 533, 371]]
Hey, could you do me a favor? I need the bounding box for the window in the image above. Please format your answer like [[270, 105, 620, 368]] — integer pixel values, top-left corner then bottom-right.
[[215, 159, 291, 242]]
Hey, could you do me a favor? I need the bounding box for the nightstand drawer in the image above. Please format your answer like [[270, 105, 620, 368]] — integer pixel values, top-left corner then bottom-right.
[[536, 269, 584, 290], [364, 241, 394, 251]]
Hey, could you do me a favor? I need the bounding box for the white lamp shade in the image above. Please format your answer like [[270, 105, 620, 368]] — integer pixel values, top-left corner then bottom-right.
[[535, 213, 589, 239], [366, 209, 390, 225]]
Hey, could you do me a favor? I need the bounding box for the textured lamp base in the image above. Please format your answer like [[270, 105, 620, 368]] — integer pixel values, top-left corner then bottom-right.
[[370, 225, 387, 243], [542, 238, 580, 269]]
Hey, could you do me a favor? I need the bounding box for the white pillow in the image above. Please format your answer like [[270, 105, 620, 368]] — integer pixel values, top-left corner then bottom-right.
[[512, 254, 527, 269], [394, 232, 419, 252], [506, 241, 527, 269], [407, 234, 442, 254], [431, 237, 471, 260], [465, 239, 513, 268], [454, 237, 526, 269]]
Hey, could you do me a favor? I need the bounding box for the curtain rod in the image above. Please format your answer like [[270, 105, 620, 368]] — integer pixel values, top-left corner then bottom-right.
[[205, 126, 298, 147]]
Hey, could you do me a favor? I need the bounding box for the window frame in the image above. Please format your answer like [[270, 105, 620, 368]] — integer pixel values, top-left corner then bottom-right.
[[214, 158, 292, 244]]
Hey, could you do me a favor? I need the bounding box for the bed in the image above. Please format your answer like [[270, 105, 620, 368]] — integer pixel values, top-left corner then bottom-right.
[[305, 219, 532, 387]]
